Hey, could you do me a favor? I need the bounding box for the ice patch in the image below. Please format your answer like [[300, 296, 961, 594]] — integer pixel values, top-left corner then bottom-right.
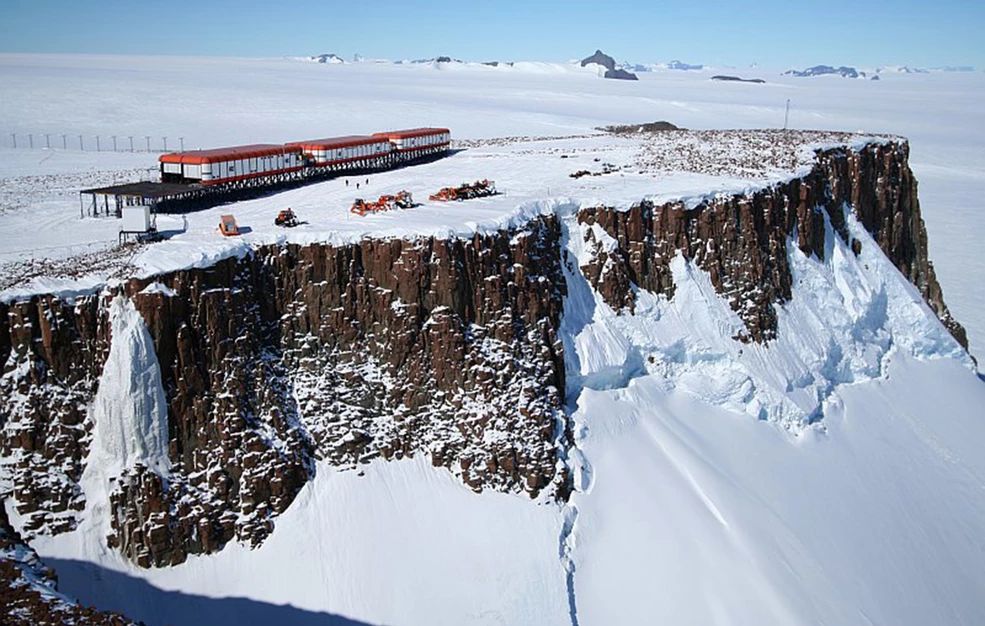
[[138, 281, 175, 297], [562, 203, 971, 433], [573, 322, 643, 390], [91, 295, 170, 475]]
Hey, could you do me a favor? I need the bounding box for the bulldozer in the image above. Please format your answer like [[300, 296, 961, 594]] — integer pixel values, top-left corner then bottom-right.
[[394, 190, 415, 208], [350, 191, 415, 216], [274, 208, 299, 228], [429, 179, 497, 202]]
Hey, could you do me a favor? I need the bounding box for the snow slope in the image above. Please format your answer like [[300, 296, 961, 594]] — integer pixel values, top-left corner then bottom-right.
[[35, 457, 570, 626], [570, 354, 985, 625], [560, 207, 985, 623]]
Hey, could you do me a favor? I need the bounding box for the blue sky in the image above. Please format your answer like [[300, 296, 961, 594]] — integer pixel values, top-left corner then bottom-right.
[[1, 0, 982, 68]]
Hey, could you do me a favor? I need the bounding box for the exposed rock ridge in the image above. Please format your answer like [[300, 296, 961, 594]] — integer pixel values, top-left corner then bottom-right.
[[1, 216, 568, 567], [577, 141, 967, 346]]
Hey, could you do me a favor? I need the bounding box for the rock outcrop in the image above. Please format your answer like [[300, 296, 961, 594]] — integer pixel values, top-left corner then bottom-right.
[[577, 141, 967, 346], [309, 53, 345, 64], [711, 75, 766, 84], [580, 49, 639, 80]]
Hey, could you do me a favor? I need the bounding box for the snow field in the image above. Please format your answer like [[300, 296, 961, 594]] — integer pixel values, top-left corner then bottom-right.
[[36, 456, 571, 626]]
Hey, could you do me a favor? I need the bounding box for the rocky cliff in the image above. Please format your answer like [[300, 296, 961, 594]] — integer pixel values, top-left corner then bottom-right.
[[2, 216, 567, 567], [0, 295, 109, 536], [0, 140, 966, 569], [577, 141, 967, 346]]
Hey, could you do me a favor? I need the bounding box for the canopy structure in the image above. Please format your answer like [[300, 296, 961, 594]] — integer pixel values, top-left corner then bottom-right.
[[79, 181, 202, 217]]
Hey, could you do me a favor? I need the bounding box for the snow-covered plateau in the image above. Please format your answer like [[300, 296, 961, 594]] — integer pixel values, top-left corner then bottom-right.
[[1, 54, 984, 626]]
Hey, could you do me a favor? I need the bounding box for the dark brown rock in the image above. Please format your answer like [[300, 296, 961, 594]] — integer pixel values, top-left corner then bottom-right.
[[0, 294, 111, 536]]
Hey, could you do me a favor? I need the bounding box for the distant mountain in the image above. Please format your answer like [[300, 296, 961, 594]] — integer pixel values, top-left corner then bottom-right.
[[604, 68, 638, 80], [876, 65, 929, 74], [784, 65, 866, 78], [580, 49, 638, 81], [309, 53, 345, 64], [616, 59, 705, 73], [664, 59, 704, 70], [933, 65, 976, 72], [352, 54, 391, 64]]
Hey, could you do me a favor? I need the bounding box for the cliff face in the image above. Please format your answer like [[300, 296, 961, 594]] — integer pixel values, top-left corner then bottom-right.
[[577, 142, 967, 346], [0, 141, 967, 568], [0, 296, 109, 536], [1, 216, 567, 567]]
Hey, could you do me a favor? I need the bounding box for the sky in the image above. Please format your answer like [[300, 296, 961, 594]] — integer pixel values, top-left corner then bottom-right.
[[1, 0, 983, 69]]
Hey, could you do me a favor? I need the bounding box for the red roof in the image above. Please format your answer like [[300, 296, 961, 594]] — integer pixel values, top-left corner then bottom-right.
[[160, 144, 292, 165], [373, 127, 450, 140], [285, 135, 381, 150]]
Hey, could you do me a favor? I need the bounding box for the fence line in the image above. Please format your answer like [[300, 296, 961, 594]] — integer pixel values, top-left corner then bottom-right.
[[2, 132, 188, 154]]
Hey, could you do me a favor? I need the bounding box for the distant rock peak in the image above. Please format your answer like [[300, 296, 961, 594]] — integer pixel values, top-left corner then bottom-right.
[[309, 53, 345, 64], [784, 65, 866, 78], [665, 59, 703, 70], [580, 49, 638, 80]]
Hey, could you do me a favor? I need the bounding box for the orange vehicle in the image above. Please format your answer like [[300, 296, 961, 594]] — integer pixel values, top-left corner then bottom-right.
[[429, 179, 496, 202], [218, 214, 240, 236], [350, 191, 415, 216], [274, 208, 299, 227], [394, 190, 415, 208]]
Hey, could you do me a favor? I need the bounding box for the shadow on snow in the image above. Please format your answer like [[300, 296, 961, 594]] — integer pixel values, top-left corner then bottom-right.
[[46, 558, 375, 626]]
